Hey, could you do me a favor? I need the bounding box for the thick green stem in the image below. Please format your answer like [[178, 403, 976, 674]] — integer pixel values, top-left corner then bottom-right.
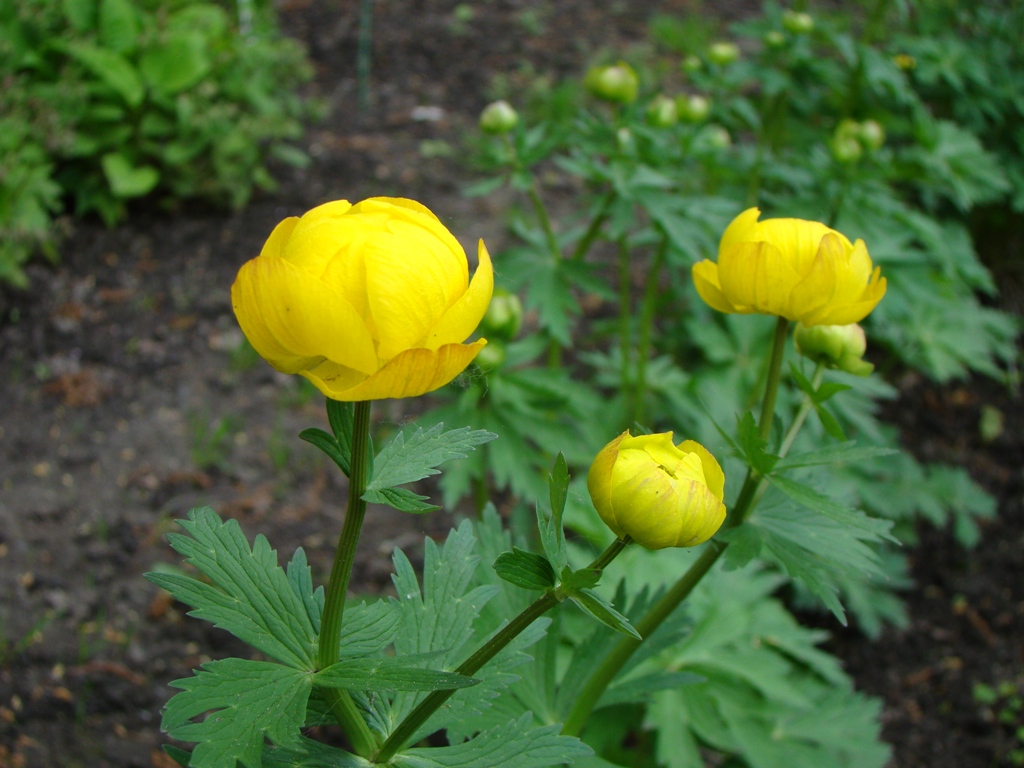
[[632, 237, 667, 426], [373, 537, 631, 763], [561, 316, 794, 736], [758, 317, 790, 442], [528, 185, 561, 262], [317, 399, 376, 755]]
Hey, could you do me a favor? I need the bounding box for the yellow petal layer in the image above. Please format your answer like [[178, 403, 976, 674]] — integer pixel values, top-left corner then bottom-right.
[[302, 340, 486, 401], [427, 240, 494, 349], [231, 255, 378, 375]]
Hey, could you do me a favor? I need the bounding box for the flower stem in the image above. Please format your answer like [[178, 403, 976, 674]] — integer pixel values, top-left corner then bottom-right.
[[317, 399, 376, 755], [561, 317, 794, 736], [372, 536, 632, 764], [618, 236, 632, 399], [570, 191, 614, 262], [632, 236, 668, 426]]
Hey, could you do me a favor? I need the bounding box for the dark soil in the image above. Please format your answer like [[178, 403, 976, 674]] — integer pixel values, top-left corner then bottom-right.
[[1, 2, 1021, 767]]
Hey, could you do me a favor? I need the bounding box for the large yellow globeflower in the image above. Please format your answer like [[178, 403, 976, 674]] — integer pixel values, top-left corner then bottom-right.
[[692, 207, 886, 325], [232, 197, 493, 401]]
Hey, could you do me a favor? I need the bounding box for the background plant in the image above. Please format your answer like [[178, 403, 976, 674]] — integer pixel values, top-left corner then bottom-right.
[[0, 0, 315, 286]]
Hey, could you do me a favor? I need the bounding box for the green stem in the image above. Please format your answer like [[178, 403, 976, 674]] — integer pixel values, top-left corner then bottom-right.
[[356, 0, 373, 114], [528, 184, 561, 262], [618, 236, 632, 399], [570, 191, 614, 262], [632, 236, 668, 426], [561, 316, 794, 736], [758, 317, 790, 442], [317, 399, 376, 755], [373, 537, 632, 763]]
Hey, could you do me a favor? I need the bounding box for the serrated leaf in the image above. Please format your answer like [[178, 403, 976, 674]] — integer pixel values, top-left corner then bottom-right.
[[144, 507, 316, 668], [736, 412, 778, 473], [537, 453, 570, 571], [774, 443, 898, 471], [363, 487, 440, 514], [560, 566, 601, 591], [316, 656, 479, 693], [367, 424, 496, 491], [162, 745, 191, 767], [261, 737, 366, 767], [813, 401, 847, 440], [768, 476, 898, 542], [298, 428, 350, 476], [64, 42, 143, 106], [164, 658, 310, 768], [570, 589, 642, 640], [493, 548, 556, 591], [395, 713, 592, 768], [599, 671, 704, 707], [286, 547, 323, 635]]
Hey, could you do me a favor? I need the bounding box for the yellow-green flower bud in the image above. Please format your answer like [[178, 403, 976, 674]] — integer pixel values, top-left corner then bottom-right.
[[473, 339, 506, 370], [782, 10, 814, 34], [479, 288, 523, 341], [681, 54, 703, 73], [585, 62, 639, 104], [697, 124, 731, 150], [588, 431, 727, 550], [893, 53, 916, 70], [794, 322, 874, 376], [858, 119, 885, 151], [764, 30, 787, 48], [678, 94, 711, 123], [831, 135, 863, 164], [646, 94, 678, 127], [479, 100, 519, 134], [708, 41, 740, 66]]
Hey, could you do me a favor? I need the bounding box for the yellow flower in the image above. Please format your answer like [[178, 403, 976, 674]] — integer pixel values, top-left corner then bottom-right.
[[587, 431, 727, 550], [231, 197, 493, 401], [692, 207, 886, 325]]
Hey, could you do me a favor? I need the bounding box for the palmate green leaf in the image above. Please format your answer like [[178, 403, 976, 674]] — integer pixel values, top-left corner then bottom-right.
[[366, 423, 496, 492], [537, 453, 571, 572], [164, 658, 311, 768], [494, 547, 557, 590], [362, 487, 440, 514], [599, 671, 703, 707], [144, 507, 316, 668], [316, 655, 479, 693], [395, 713, 592, 768], [569, 589, 642, 640], [773, 442, 898, 471], [63, 42, 144, 106], [767, 476, 898, 543], [262, 737, 367, 768]]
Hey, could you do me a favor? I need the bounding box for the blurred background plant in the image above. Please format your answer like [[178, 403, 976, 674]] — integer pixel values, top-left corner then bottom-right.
[[0, 0, 316, 287]]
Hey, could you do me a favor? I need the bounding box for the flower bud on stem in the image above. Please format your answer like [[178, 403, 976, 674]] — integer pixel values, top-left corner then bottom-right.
[[562, 317, 803, 737]]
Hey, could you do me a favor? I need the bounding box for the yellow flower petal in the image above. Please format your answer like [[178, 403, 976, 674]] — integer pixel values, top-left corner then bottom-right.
[[692, 260, 742, 314], [609, 447, 680, 549], [231, 255, 378, 375], [259, 217, 298, 260], [678, 440, 726, 502], [673, 486, 726, 547], [587, 431, 629, 536], [719, 207, 762, 254], [809, 271, 887, 325], [718, 241, 801, 317], [303, 340, 486, 401], [427, 240, 494, 349], [751, 217, 847, 276], [621, 432, 681, 470]]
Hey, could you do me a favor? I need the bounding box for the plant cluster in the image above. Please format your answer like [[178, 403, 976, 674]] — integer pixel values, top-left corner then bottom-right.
[[0, 0, 314, 287]]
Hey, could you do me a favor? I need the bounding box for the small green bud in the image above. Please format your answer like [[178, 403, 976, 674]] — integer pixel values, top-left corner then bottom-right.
[[479, 100, 519, 134], [646, 94, 678, 127], [831, 135, 862, 164], [697, 124, 731, 150], [584, 62, 639, 104], [473, 340, 506, 370], [782, 10, 814, 34], [479, 288, 523, 341], [858, 119, 886, 151], [707, 41, 740, 66], [681, 54, 702, 73], [677, 94, 711, 123], [764, 30, 787, 48], [616, 127, 636, 154], [893, 53, 916, 70], [794, 322, 873, 376]]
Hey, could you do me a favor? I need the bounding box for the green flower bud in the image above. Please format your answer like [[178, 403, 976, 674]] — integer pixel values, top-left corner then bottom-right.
[[858, 119, 885, 151], [708, 41, 740, 66], [794, 322, 874, 376], [473, 340, 506, 370], [681, 54, 703, 73], [616, 127, 637, 154], [584, 62, 639, 104], [479, 288, 523, 341], [479, 100, 519, 134], [893, 53, 916, 70], [764, 30, 787, 48], [782, 10, 814, 34], [831, 135, 863, 164], [588, 431, 727, 549], [646, 94, 678, 127], [696, 124, 731, 150], [677, 93, 711, 123]]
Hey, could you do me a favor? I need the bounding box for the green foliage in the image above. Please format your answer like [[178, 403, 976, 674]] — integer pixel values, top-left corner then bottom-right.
[[0, 0, 314, 285]]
